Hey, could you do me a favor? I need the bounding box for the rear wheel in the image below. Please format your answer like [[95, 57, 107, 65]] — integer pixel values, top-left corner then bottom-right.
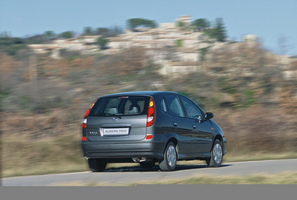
[[159, 142, 177, 171], [88, 159, 107, 172], [206, 139, 223, 167], [139, 161, 155, 169]]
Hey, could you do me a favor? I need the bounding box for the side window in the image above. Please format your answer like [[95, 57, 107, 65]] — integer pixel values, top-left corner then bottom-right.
[[179, 96, 204, 120], [161, 98, 167, 113], [164, 95, 185, 117]]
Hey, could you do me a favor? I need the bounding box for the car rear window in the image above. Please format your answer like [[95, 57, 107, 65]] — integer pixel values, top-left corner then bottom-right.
[[90, 96, 150, 116]]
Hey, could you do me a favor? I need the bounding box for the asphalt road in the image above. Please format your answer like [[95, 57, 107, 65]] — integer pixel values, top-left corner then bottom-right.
[[2, 159, 297, 186]]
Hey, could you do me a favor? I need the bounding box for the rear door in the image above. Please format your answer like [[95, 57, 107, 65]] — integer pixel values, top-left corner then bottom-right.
[[164, 95, 192, 154], [86, 96, 149, 141]]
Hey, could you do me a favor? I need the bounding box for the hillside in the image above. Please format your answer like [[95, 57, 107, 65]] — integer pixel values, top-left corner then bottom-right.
[[1, 41, 297, 143], [1, 35, 297, 177]]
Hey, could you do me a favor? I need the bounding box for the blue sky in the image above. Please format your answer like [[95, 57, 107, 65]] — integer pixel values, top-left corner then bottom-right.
[[1, 0, 297, 55]]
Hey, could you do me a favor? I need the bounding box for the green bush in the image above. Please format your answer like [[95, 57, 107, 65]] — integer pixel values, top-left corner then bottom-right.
[[219, 77, 237, 95], [0, 86, 11, 105], [0, 37, 27, 56], [175, 39, 183, 47], [17, 95, 34, 112], [242, 89, 257, 107]]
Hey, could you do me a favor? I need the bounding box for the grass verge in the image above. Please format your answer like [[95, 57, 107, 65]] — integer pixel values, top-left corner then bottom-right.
[[49, 171, 297, 186], [128, 171, 297, 185]]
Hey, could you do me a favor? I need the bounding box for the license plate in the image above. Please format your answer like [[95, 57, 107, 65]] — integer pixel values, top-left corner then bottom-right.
[[101, 128, 129, 136]]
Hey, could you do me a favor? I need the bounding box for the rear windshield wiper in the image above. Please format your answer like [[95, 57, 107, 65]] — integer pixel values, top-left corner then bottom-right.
[[103, 113, 123, 118]]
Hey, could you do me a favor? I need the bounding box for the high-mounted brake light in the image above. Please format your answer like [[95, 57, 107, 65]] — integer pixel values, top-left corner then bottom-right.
[[147, 97, 156, 127]]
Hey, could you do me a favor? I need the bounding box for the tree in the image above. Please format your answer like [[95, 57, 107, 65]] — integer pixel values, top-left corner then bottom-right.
[[203, 28, 217, 40], [0, 37, 27, 56], [214, 18, 227, 42], [95, 27, 123, 37], [176, 21, 186, 29], [96, 37, 109, 50], [83, 27, 93, 35], [203, 18, 227, 42], [96, 28, 109, 36], [109, 26, 123, 37], [43, 31, 56, 40], [25, 35, 45, 44], [59, 31, 74, 39], [192, 18, 210, 31], [127, 18, 157, 30]]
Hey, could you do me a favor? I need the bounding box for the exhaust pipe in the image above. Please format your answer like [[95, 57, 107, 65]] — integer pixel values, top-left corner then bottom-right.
[[132, 157, 146, 162]]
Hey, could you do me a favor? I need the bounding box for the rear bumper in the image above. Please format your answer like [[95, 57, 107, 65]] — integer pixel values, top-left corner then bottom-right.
[[81, 140, 165, 160]]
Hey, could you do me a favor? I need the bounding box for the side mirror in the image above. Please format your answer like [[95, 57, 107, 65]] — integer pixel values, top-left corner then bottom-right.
[[205, 112, 214, 120]]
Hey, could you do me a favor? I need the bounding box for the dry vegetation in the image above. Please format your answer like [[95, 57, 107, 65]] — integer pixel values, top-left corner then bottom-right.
[[1, 42, 297, 177]]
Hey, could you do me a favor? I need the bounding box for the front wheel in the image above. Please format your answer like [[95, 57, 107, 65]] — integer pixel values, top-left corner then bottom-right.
[[159, 142, 177, 171], [206, 139, 223, 167], [88, 159, 107, 172]]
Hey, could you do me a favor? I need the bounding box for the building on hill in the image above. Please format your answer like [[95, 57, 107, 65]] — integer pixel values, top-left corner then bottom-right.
[[29, 35, 100, 58], [176, 15, 192, 24], [243, 34, 258, 42], [160, 23, 176, 29], [26, 15, 296, 80]]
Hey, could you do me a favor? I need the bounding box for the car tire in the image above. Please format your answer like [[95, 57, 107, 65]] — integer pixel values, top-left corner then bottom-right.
[[139, 161, 155, 169], [88, 159, 107, 172], [159, 142, 177, 171], [206, 139, 223, 167]]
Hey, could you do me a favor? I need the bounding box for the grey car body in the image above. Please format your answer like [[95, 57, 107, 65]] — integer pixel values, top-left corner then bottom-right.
[[81, 91, 226, 171]]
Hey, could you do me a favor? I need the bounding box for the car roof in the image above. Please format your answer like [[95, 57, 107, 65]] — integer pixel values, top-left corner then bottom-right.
[[100, 91, 179, 98]]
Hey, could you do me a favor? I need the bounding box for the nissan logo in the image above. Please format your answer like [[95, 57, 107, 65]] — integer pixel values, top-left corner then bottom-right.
[[112, 117, 119, 122]]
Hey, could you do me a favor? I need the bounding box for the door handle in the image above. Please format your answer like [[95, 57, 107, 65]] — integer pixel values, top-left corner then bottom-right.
[[193, 125, 196, 129], [173, 122, 178, 127]]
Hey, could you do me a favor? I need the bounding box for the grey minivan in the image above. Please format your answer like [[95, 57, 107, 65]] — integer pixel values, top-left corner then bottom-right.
[[81, 91, 226, 171]]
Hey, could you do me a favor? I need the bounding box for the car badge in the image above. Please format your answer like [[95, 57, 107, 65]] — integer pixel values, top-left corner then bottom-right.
[[112, 117, 119, 122]]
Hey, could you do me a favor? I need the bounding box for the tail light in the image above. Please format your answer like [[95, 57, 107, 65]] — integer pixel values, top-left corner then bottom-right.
[[82, 102, 95, 129], [147, 97, 156, 127], [82, 109, 91, 128]]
